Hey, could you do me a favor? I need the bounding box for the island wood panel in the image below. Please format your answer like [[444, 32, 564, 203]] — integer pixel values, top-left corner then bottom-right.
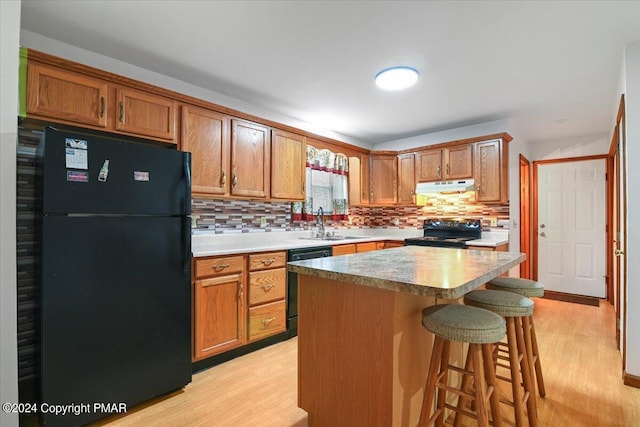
[[298, 275, 395, 427], [298, 274, 454, 427]]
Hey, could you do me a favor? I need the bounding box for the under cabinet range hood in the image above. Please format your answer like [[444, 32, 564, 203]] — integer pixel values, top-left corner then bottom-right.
[[415, 179, 475, 194]]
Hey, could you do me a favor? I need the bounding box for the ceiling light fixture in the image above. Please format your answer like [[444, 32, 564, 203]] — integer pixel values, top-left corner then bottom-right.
[[375, 66, 419, 91]]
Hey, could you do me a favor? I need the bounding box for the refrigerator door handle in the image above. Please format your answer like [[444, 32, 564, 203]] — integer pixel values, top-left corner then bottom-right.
[[183, 153, 192, 215], [183, 152, 192, 277], [182, 215, 191, 277]]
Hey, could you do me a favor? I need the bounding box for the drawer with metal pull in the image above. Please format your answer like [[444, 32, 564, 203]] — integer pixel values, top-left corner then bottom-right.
[[195, 255, 244, 279], [248, 268, 286, 306], [248, 300, 286, 342], [248, 251, 286, 271]]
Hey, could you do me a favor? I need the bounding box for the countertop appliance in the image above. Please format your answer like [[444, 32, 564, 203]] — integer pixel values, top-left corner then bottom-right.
[[37, 127, 192, 426], [287, 246, 332, 338], [404, 218, 481, 248]]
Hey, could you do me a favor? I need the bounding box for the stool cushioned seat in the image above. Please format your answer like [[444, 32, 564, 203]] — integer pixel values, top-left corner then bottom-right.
[[487, 277, 544, 298], [422, 304, 506, 344], [465, 289, 534, 318]]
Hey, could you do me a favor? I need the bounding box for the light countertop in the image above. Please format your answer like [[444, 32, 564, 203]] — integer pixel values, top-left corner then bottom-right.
[[287, 245, 524, 299], [191, 229, 422, 257], [191, 228, 510, 257]]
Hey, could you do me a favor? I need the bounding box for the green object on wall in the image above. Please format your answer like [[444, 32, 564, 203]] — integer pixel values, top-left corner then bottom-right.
[[18, 47, 28, 118]]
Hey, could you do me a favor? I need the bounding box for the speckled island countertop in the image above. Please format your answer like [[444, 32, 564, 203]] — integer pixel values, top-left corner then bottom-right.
[[287, 245, 525, 299]]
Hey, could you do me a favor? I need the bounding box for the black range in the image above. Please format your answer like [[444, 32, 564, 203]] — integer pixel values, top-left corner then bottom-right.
[[404, 218, 481, 248]]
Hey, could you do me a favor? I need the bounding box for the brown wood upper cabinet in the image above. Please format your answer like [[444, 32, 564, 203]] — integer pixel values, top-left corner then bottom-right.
[[27, 62, 109, 129], [417, 144, 473, 182], [474, 139, 509, 203], [115, 87, 176, 141], [397, 153, 416, 205], [231, 119, 271, 199], [26, 61, 177, 143], [348, 154, 370, 206], [369, 154, 397, 205], [271, 129, 306, 200], [180, 105, 230, 196]]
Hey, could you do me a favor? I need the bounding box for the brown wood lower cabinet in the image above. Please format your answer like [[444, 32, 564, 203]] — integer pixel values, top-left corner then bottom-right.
[[469, 243, 508, 252], [193, 255, 246, 361], [193, 250, 288, 362], [383, 240, 405, 249]]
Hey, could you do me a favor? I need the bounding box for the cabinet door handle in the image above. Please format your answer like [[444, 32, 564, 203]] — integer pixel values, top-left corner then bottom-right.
[[261, 284, 275, 291], [437, 166, 441, 179], [261, 317, 276, 325], [212, 263, 230, 271], [261, 258, 275, 266], [238, 282, 243, 299], [221, 171, 226, 186], [99, 96, 105, 118], [118, 102, 124, 123], [446, 163, 450, 175], [232, 174, 238, 188]]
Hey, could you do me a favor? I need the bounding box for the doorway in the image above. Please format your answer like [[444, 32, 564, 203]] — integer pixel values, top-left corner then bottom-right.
[[519, 155, 531, 279], [533, 156, 607, 298]]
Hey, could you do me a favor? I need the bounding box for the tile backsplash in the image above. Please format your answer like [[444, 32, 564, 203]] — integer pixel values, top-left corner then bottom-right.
[[192, 192, 509, 232]]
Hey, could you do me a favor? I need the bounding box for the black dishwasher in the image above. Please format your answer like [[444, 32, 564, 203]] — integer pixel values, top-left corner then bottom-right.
[[287, 246, 332, 338]]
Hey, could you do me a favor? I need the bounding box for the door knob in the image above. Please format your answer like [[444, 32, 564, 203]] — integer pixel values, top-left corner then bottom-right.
[[615, 249, 624, 256], [540, 232, 546, 237], [540, 224, 546, 229]]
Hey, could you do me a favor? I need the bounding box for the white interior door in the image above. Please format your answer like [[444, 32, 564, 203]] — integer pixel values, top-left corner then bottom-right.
[[537, 159, 606, 297]]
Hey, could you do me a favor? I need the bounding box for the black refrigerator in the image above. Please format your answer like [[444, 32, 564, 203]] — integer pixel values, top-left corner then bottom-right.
[[37, 127, 192, 426]]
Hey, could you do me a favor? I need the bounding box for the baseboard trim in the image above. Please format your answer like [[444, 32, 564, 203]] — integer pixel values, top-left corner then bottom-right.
[[542, 290, 600, 306], [624, 372, 640, 388]]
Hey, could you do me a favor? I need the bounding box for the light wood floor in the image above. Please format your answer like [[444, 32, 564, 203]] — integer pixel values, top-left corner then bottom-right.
[[95, 298, 640, 426]]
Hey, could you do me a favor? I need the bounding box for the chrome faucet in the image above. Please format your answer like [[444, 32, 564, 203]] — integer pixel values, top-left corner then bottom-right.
[[316, 207, 325, 238]]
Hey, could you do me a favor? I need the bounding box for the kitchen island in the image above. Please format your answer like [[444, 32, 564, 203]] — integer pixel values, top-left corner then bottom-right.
[[287, 246, 525, 427]]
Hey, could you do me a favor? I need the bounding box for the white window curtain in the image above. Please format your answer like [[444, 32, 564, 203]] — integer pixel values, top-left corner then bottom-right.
[[292, 146, 349, 221]]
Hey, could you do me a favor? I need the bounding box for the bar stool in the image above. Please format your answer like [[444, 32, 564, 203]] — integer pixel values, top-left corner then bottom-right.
[[419, 304, 506, 427], [464, 290, 537, 427], [486, 277, 546, 397]]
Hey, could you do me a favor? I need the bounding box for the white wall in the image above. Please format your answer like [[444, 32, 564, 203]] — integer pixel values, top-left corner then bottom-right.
[[504, 121, 533, 276], [20, 30, 370, 150], [530, 133, 610, 160], [0, 1, 21, 426], [372, 119, 510, 151], [623, 40, 640, 377]]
